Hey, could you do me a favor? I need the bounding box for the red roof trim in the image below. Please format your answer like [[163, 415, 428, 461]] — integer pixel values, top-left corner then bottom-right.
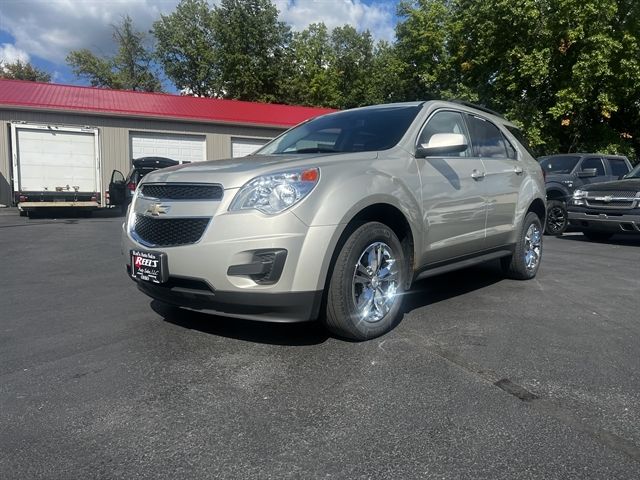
[[0, 79, 336, 128]]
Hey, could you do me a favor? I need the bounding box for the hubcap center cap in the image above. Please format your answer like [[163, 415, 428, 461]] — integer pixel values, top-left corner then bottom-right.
[[371, 277, 380, 288]]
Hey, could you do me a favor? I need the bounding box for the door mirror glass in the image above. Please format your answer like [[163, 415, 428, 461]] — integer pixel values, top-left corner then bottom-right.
[[577, 168, 597, 178], [416, 133, 468, 158], [110, 170, 125, 184]]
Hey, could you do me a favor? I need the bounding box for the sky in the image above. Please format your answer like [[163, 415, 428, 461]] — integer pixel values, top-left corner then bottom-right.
[[0, 0, 401, 91]]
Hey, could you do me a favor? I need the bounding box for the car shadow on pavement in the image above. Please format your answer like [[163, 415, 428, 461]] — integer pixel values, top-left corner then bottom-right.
[[555, 233, 640, 247], [402, 262, 505, 314], [152, 300, 330, 346]]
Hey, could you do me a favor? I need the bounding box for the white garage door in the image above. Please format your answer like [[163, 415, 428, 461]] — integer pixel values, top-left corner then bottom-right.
[[231, 138, 268, 158], [130, 132, 206, 164]]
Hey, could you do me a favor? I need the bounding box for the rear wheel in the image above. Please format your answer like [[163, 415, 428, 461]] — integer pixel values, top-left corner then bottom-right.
[[582, 231, 613, 242], [502, 212, 543, 280], [324, 222, 406, 341], [545, 199, 567, 235]]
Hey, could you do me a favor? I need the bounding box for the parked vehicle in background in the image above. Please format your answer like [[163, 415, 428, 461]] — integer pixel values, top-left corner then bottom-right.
[[537, 154, 632, 235], [568, 162, 640, 241], [12, 123, 101, 217], [109, 157, 179, 210], [122, 101, 546, 340]]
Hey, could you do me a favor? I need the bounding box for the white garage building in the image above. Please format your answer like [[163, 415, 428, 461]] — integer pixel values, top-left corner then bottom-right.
[[0, 79, 333, 206]]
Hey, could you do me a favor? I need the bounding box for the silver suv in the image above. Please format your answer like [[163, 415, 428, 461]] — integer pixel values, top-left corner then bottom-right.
[[123, 101, 546, 340]]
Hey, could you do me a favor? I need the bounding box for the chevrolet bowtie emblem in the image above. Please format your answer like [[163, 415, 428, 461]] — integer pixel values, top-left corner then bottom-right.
[[145, 203, 170, 216]]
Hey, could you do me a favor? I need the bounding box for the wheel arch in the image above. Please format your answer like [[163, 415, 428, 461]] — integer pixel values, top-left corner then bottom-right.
[[319, 202, 416, 295], [527, 197, 546, 224]]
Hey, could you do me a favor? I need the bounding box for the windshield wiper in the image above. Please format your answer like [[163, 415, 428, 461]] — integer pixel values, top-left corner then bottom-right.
[[290, 147, 338, 154]]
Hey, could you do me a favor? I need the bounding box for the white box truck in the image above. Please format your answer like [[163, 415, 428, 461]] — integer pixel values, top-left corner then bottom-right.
[[11, 123, 102, 215]]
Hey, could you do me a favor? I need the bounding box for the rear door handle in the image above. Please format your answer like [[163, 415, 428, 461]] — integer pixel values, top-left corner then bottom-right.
[[471, 170, 486, 180], [514, 166, 524, 175]]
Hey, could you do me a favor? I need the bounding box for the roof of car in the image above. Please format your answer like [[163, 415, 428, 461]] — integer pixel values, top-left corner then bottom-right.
[[0, 78, 336, 128]]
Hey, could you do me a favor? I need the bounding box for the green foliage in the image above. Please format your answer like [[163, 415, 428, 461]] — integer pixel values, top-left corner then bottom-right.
[[153, 0, 219, 96], [394, 0, 640, 161], [67, 16, 162, 92], [0, 60, 52, 82], [212, 0, 291, 102]]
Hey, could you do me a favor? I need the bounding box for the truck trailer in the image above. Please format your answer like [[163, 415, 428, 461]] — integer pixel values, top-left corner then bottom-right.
[[11, 123, 102, 215]]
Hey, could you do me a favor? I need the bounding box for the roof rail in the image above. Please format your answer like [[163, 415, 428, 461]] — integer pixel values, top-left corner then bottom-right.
[[449, 100, 506, 119]]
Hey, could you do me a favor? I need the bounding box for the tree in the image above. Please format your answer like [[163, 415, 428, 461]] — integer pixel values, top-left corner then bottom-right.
[[0, 60, 51, 82], [394, 0, 640, 160], [67, 15, 162, 92], [280, 23, 340, 107], [153, 0, 219, 96], [211, 0, 291, 102]]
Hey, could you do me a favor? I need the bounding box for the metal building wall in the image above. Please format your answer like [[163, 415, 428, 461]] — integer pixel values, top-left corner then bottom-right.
[[0, 108, 283, 206]]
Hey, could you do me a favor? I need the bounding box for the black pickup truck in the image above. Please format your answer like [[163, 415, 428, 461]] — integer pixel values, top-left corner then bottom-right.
[[538, 154, 632, 235], [567, 163, 640, 241]]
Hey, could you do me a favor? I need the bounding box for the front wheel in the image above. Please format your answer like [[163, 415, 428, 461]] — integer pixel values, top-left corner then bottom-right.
[[324, 222, 406, 341], [545, 199, 568, 235], [501, 212, 543, 280]]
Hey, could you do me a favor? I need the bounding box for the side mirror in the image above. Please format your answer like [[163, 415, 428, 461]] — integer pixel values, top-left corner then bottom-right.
[[577, 168, 597, 178], [416, 133, 468, 158]]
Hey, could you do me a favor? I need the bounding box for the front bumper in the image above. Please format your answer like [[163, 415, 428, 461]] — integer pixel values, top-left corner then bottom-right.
[[123, 204, 341, 323], [568, 208, 640, 233]]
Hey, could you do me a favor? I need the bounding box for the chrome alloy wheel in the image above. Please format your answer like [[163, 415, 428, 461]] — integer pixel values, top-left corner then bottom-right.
[[352, 242, 399, 322], [524, 223, 542, 271]]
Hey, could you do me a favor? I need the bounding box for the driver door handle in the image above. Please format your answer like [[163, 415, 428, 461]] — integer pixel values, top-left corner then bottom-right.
[[471, 169, 486, 180], [513, 166, 524, 175]]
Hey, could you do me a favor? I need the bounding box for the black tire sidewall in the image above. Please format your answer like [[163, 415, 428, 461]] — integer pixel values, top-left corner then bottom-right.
[[545, 199, 567, 235], [506, 212, 543, 280], [327, 222, 405, 340]]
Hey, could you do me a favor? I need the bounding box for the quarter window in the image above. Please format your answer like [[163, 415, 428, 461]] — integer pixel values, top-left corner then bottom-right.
[[466, 115, 511, 158], [417, 111, 470, 157]]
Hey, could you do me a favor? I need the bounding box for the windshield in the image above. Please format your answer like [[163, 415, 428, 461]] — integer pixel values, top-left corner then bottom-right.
[[625, 163, 640, 178], [538, 155, 581, 174], [256, 105, 423, 155]]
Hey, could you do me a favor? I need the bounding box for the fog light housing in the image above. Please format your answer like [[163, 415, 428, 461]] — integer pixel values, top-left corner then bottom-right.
[[227, 249, 287, 285]]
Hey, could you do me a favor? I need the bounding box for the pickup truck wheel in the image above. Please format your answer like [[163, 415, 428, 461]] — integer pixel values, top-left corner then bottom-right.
[[545, 200, 567, 235], [501, 212, 543, 280], [582, 231, 613, 242], [325, 222, 405, 341]]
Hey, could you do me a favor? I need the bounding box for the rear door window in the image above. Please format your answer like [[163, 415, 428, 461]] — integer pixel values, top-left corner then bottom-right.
[[608, 158, 630, 177], [465, 115, 511, 158]]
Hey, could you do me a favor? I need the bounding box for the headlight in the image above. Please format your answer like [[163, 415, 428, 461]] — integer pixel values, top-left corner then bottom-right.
[[229, 167, 320, 215], [572, 189, 586, 205]]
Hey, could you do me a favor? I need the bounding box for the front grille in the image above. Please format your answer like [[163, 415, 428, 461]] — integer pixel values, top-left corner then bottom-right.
[[585, 191, 639, 209], [134, 215, 210, 247], [141, 184, 223, 201]]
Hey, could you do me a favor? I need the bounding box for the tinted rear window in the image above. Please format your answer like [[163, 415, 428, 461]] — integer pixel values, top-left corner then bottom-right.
[[608, 158, 630, 177], [257, 105, 422, 154], [506, 126, 537, 158]]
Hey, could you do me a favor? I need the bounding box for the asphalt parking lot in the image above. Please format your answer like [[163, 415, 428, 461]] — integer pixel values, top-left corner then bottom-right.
[[1, 208, 639, 479]]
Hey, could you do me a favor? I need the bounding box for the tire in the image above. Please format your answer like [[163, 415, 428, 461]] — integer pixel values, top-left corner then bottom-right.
[[19, 210, 27, 217], [545, 199, 568, 235], [582, 231, 613, 242], [501, 212, 543, 280], [324, 222, 406, 341]]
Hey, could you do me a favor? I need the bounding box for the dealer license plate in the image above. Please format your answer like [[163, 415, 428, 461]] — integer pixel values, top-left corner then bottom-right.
[[130, 250, 168, 284]]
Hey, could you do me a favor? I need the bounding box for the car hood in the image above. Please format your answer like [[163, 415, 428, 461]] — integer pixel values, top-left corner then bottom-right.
[[140, 152, 377, 189], [580, 179, 640, 192]]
